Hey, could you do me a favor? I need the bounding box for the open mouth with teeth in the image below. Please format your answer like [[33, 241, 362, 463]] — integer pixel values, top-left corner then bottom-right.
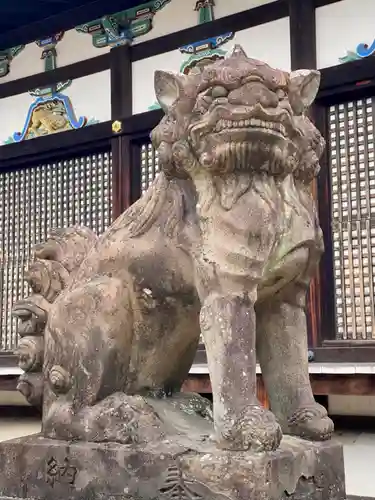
[[213, 118, 287, 138]]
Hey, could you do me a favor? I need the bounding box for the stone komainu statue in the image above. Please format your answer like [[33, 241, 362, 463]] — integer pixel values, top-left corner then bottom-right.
[[13, 45, 333, 453]]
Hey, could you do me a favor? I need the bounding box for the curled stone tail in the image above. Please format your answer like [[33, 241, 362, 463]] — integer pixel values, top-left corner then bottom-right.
[[12, 226, 98, 408]]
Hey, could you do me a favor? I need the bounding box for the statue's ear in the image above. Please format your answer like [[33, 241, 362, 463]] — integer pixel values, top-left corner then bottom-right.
[[154, 70, 184, 113], [288, 69, 320, 114]]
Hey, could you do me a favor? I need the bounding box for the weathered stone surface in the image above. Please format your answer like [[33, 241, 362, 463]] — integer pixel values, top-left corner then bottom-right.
[[12, 45, 333, 454], [0, 433, 345, 500]]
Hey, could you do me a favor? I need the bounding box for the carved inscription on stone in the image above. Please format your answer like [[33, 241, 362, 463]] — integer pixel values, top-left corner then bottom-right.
[[159, 465, 203, 500], [45, 456, 78, 486]]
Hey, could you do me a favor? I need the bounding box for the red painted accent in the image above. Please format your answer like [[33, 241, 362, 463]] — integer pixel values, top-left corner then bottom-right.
[[356, 79, 372, 86]]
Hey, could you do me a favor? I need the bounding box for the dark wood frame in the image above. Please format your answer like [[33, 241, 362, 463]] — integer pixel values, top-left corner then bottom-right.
[[2, 0, 375, 373]]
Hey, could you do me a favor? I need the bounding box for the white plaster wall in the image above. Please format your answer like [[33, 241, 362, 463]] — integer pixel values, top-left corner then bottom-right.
[[0, 70, 111, 144], [0, 30, 109, 84], [133, 0, 197, 44], [234, 17, 290, 71], [132, 0, 279, 44], [214, 0, 277, 19], [58, 30, 110, 68], [132, 48, 181, 114], [132, 17, 290, 114], [316, 0, 375, 69], [1, 43, 44, 82]]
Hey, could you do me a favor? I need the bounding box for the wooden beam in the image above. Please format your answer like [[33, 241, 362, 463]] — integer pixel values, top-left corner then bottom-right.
[[0, 53, 109, 100], [314, 345, 375, 363], [183, 373, 375, 396], [0, 376, 18, 392], [0, 354, 18, 367], [121, 109, 163, 136], [314, 0, 343, 8], [183, 376, 268, 408], [0, 121, 112, 170], [320, 54, 375, 92], [131, 1, 288, 62], [0, 405, 40, 417], [0, 0, 341, 54], [0, 0, 145, 50], [311, 374, 375, 396]]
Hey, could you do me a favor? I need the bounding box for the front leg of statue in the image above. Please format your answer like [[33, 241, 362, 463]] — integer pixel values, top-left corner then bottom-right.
[[200, 292, 282, 452], [256, 287, 334, 442]]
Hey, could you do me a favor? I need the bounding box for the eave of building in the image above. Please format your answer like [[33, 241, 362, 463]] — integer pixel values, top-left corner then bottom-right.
[[0, 0, 149, 51]]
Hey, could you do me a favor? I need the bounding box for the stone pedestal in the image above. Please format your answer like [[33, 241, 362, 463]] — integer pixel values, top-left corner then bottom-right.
[[0, 434, 345, 500]]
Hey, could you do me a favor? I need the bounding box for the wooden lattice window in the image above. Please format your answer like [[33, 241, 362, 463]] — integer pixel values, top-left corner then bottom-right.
[[0, 150, 112, 351], [329, 98, 375, 341], [141, 143, 159, 193]]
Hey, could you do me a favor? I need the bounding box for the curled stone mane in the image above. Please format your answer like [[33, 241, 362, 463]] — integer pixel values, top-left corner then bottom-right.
[[109, 172, 188, 240]]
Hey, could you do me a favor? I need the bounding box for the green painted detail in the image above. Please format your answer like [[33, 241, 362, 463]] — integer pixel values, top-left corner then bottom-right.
[[339, 50, 360, 64], [0, 45, 25, 78], [147, 46, 228, 110], [148, 102, 162, 110], [31, 32, 70, 97], [30, 80, 72, 98], [43, 48, 57, 72], [180, 47, 226, 74], [76, 0, 172, 48], [195, 0, 215, 24]]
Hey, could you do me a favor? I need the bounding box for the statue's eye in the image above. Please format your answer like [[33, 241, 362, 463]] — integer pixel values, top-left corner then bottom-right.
[[211, 86, 229, 99]]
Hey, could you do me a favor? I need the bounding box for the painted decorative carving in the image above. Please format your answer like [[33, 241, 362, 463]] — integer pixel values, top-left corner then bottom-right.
[[148, 1, 234, 110], [357, 40, 375, 58], [76, 0, 172, 48], [340, 39, 375, 63], [14, 46, 333, 454], [3, 33, 99, 144], [0, 45, 24, 77], [11, 95, 87, 142]]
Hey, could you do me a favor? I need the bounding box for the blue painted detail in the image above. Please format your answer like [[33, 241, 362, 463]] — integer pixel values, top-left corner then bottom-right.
[[12, 93, 86, 143], [179, 32, 234, 54], [356, 39, 375, 58]]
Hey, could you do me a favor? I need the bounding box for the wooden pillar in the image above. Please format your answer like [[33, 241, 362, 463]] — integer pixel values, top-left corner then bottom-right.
[[289, 0, 316, 71], [110, 44, 133, 220], [288, 0, 330, 349]]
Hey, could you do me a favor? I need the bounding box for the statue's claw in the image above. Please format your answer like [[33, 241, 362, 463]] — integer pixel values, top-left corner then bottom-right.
[[215, 404, 282, 452], [288, 404, 334, 441]]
